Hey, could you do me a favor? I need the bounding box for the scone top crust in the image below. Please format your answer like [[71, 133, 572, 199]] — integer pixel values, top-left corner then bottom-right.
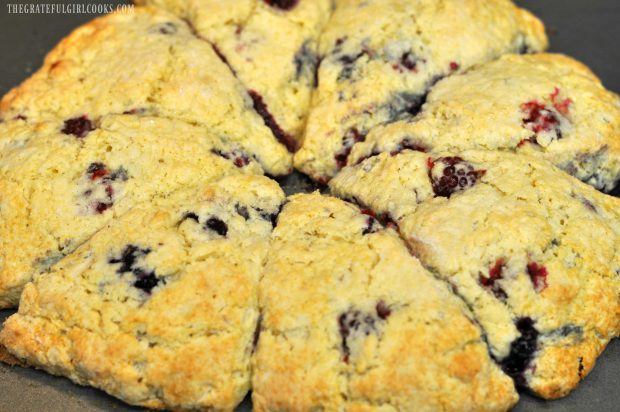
[[254, 193, 518, 411], [0, 175, 285, 410], [330, 150, 620, 399], [0, 6, 293, 175], [137, 0, 335, 149], [295, 0, 547, 180], [0, 115, 264, 309], [350, 53, 620, 191]]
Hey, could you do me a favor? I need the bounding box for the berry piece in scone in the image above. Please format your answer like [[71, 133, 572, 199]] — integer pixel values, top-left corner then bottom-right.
[[294, 0, 547, 180], [0, 115, 263, 308], [0, 6, 291, 175], [0, 175, 285, 410], [330, 150, 620, 399], [253, 193, 517, 411], [137, 0, 333, 150], [350, 54, 620, 191]]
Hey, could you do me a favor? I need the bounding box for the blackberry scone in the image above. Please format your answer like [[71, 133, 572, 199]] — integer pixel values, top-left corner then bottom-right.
[[349, 53, 620, 191], [294, 0, 547, 181], [0, 6, 292, 175], [330, 150, 620, 399], [0, 115, 263, 308], [136, 0, 334, 151], [253, 193, 518, 411], [0, 175, 285, 410]]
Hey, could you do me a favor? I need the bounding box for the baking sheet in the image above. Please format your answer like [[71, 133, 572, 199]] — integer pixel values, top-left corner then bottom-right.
[[1, 0, 619, 410]]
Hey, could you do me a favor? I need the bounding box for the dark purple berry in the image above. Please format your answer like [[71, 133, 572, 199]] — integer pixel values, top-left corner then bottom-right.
[[294, 40, 319, 86], [109, 245, 151, 274], [87, 162, 108, 180], [335, 128, 365, 168], [210, 148, 251, 168], [157, 22, 178, 35], [263, 0, 298, 10], [132, 268, 161, 294], [362, 216, 378, 235], [248, 90, 296, 152], [430, 156, 485, 197], [500, 317, 539, 386], [235, 204, 250, 220], [252, 315, 262, 352], [205, 217, 228, 237], [181, 212, 200, 223], [62, 115, 94, 138], [109, 245, 161, 294], [338, 304, 390, 363], [375, 300, 391, 320], [399, 51, 418, 71]]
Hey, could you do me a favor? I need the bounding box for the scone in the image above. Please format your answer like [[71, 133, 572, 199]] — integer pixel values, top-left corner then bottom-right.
[[0, 175, 285, 410], [0, 6, 291, 175], [330, 150, 620, 399], [294, 0, 547, 181], [253, 193, 518, 411], [136, 0, 334, 150], [349, 53, 620, 191], [0, 115, 263, 308]]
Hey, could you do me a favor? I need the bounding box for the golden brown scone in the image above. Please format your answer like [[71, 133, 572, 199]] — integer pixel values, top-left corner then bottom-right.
[[0, 6, 291, 175], [0, 115, 262, 308], [349, 53, 620, 191], [137, 0, 334, 150], [253, 193, 518, 411], [295, 0, 547, 181], [0, 175, 285, 410], [330, 150, 620, 399]]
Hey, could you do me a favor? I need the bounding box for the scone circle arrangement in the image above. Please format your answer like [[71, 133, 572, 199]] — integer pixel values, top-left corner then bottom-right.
[[1, 1, 620, 411]]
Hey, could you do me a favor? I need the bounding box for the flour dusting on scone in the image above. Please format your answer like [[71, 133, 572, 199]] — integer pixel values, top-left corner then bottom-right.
[[0, 115, 263, 308], [0, 175, 285, 410], [253, 193, 518, 411], [0, 6, 292, 174], [294, 0, 547, 180], [330, 150, 620, 399], [350, 53, 620, 192], [137, 0, 334, 150]]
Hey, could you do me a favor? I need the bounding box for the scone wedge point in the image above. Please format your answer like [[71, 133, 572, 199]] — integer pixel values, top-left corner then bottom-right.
[[254, 193, 518, 411]]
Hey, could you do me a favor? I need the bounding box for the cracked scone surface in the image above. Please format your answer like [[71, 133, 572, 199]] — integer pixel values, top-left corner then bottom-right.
[[294, 0, 547, 180], [137, 0, 334, 150], [330, 150, 620, 399], [0, 175, 285, 410], [0, 6, 291, 175], [253, 193, 518, 411], [0, 115, 264, 308], [350, 53, 620, 192]]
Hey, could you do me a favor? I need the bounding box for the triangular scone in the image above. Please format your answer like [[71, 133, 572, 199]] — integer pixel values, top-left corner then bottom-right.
[[349, 53, 620, 191], [0, 175, 285, 410], [0, 115, 263, 308], [253, 193, 518, 411], [0, 6, 291, 174], [137, 0, 334, 150], [295, 0, 547, 181], [330, 150, 620, 399]]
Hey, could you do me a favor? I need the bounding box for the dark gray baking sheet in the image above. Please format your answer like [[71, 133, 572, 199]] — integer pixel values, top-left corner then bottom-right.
[[1, 0, 619, 410]]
